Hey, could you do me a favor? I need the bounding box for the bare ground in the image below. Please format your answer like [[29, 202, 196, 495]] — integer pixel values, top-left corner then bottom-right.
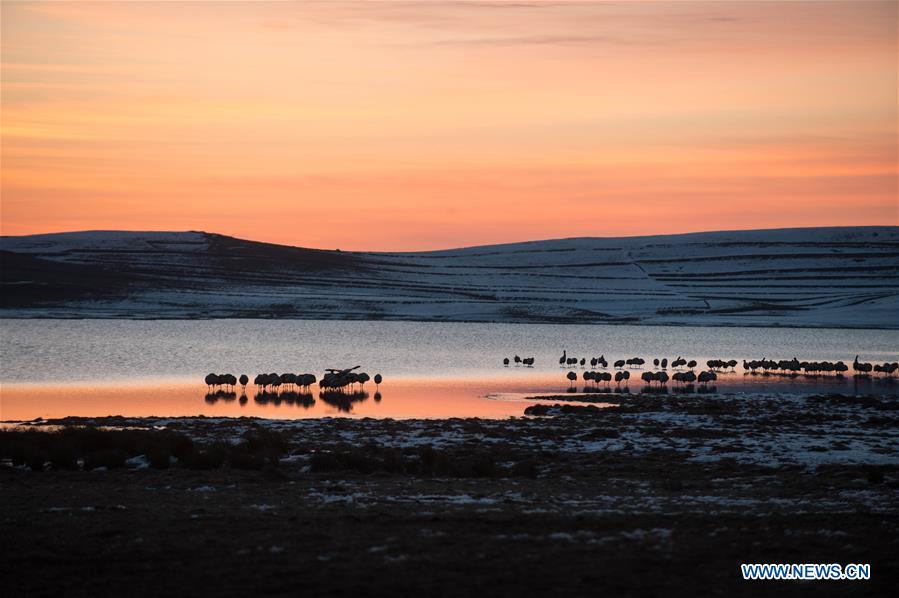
[[2, 393, 898, 597]]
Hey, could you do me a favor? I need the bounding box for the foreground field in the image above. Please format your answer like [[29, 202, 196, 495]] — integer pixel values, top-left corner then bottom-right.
[[2, 393, 898, 596]]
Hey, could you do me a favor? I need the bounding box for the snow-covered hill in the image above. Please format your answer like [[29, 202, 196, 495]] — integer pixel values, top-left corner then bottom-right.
[[1, 227, 897, 328]]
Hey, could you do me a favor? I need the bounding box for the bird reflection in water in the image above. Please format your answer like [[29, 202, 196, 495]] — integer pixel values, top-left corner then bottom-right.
[[318, 390, 370, 413], [566, 386, 618, 395], [205, 390, 237, 404], [254, 390, 315, 408], [202, 389, 315, 408], [641, 385, 669, 395], [582, 386, 613, 394]]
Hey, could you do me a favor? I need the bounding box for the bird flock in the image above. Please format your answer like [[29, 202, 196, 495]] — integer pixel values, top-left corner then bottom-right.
[[204, 373, 241, 389], [501, 350, 897, 393], [504, 355, 536, 367], [320, 367, 382, 392], [556, 351, 726, 390], [742, 356, 898, 378], [204, 367, 383, 394], [253, 373, 317, 391]]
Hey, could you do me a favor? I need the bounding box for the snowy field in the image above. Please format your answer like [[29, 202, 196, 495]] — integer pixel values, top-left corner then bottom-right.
[[2, 226, 897, 328]]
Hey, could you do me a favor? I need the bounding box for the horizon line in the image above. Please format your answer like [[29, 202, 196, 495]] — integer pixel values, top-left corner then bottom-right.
[[2, 224, 896, 254]]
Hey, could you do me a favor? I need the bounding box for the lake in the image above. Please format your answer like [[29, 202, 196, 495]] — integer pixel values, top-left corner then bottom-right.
[[1, 319, 896, 420]]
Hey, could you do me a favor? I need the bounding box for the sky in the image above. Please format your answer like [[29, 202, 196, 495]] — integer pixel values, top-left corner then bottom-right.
[[1, 0, 897, 250]]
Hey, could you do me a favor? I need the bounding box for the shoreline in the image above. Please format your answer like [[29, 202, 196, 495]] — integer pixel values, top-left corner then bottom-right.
[[2, 313, 898, 331], [6, 391, 899, 466]]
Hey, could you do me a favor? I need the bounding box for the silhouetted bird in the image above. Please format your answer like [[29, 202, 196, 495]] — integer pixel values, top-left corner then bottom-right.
[[358, 372, 371, 388], [853, 355, 873, 375]]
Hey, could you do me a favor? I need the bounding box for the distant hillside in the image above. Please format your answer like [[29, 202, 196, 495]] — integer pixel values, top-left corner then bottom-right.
[[1, 227, 897, 328]]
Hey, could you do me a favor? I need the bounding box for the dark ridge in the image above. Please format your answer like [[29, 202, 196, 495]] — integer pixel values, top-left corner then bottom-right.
[[0, 251, 137, 307], [202, 233, 361, 274]]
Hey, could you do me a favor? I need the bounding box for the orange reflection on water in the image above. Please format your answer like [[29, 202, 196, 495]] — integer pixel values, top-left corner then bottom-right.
[[0, 376, 564, 421], [4, 371, 880, 421]]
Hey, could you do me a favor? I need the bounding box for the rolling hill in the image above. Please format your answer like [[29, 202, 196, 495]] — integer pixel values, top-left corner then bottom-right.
[[1, 227, 897, 328]]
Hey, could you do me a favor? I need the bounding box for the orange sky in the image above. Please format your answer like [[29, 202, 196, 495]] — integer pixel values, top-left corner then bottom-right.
[[1, 0, 897, 250]]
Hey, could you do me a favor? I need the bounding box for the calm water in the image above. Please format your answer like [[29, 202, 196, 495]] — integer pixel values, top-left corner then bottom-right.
[[1, 320, 896, 419]]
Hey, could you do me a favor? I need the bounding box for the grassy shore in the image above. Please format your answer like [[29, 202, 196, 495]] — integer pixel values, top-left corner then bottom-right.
[[2, 393, 898, 596]]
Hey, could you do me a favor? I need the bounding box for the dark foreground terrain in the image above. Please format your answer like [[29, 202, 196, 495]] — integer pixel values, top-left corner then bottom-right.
[[2, 393, 898, 596]]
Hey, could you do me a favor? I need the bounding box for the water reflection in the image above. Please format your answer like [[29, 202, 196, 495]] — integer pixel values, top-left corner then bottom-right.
[[564, 369, 897, 396], [2, 378, 549, 420], [318, 390, 370, 413], [641, 385, 668, 394], [3, 369, 898, 422], [204, 390, 237, 404], [202, 387, 377, 412], [253, 390, 315, 409], [745, 371, 848, 380], [568, 385, 632, 394], [744, 371, 898, 385]]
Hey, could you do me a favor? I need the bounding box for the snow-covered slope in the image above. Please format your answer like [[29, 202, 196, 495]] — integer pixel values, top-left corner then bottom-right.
[[1, 227, 897, 328]]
